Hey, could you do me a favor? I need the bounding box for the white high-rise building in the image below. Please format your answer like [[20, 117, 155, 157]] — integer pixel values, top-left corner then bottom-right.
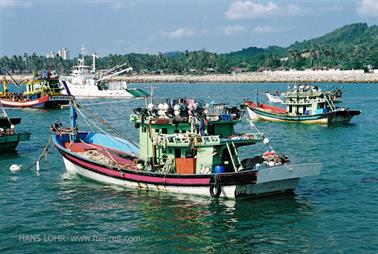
[[58, 48, 70, 60]]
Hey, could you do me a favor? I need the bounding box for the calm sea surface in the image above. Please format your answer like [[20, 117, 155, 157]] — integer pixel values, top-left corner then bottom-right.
[[1, 83, 377, 253]]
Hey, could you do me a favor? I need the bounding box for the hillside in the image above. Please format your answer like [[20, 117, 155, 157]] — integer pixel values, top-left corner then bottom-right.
[[1, 23, 378, 74], [227, 23, 378, 70]]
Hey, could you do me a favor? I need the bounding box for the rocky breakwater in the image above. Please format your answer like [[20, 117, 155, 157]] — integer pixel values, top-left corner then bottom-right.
[[112, 72, 378, 83], [5, 71, 378, 84]]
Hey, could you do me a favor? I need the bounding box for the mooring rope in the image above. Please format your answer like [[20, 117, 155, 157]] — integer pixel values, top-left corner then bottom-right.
[[24, 136, 53, 175]]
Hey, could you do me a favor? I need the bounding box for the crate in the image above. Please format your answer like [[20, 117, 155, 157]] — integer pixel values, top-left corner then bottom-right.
[[176, 158, 196, 174]]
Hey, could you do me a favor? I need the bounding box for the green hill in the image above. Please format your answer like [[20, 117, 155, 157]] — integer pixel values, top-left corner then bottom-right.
[[226, 23, 378, 70], [1, 23, 378, 74]]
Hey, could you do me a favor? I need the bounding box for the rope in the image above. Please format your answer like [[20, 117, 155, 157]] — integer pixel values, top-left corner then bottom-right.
[[77, 103, 140, 149], [78, 138, 122, 171], [248, 120, 274, 151], [25, 136, 52, 175]]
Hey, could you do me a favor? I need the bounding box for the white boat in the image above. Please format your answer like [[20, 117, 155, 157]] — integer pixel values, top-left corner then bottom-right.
[[61, 52, 148, 98]]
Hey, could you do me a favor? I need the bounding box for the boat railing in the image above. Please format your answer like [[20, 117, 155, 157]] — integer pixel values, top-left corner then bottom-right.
[[164, 134, 221, 147]]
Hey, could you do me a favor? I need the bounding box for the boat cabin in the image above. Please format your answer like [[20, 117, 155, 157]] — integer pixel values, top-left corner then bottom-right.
[[130, 99, 263, 174], [283, 85, 336, 116]]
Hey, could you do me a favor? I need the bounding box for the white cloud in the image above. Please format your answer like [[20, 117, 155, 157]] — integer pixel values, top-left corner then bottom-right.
[[0, 0, 32, 9], [357, 0, 378, 17], [225, 1, 304, 19], [226, 1, 278, 19], [253, 25, 274, 33], [81, 0, 135, 11], [160, 28, 195, 39], [223, 25, 246, 35]]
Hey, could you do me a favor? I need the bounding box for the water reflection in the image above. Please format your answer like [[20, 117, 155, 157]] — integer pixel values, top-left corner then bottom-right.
[[57, 170, 315, 252]]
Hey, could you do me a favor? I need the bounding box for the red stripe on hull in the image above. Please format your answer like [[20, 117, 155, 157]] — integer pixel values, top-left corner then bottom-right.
[[0, 95, 49, 107], [65, 153, 211, 186]]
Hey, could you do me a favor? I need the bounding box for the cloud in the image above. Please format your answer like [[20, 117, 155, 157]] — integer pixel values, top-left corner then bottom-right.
[[253, 25, 273, 33], [223, 25, 246, 35], [160, 28, 195, 39], [357, 0, 378, 17], [225, 1, 303, 19], [81, 0, 135, 11], [0, 0, 32, 9], [226, 1, 278, 19]]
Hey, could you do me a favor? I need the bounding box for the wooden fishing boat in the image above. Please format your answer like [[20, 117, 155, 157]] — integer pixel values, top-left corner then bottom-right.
[[246, 86, 360, 124], [1, 71, 71, 108], [245, 101, 360, 124], [0, 108, 30, 151], [52, 99, 321, 199]]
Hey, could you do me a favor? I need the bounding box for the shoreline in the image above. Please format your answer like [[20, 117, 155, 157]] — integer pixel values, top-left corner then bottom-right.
[[4, 72, 378, 83]]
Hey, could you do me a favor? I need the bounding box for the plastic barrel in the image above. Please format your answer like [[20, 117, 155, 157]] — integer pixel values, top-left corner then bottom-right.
[[214, 165, 225, 173]]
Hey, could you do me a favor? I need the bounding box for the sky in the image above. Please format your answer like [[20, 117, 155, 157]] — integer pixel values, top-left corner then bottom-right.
[[0, 0, 377, 57]]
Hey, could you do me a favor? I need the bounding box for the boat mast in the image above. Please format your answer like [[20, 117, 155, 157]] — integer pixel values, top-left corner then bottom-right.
[[70, 100, 78, 142], [92, 51, 98, 74]]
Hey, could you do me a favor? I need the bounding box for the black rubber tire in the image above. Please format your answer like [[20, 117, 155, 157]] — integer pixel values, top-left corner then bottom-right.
[[209, 185, 222, 198]]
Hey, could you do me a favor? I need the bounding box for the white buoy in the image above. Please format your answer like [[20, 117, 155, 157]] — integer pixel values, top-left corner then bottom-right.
[[36, 161, 40, 173], [158, 103, 164, 110], [162, 103, 169, 111], [173, 104, 180, 111], [10, 125, 15, 129], [9, 164, 22, 172], [174, 110, 180, 116], [263, 138, 270, 144], [147, 103, 155, 111]]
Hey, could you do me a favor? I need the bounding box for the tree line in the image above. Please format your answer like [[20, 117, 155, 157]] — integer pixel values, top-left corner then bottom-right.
[[1, 23, 377, 75]]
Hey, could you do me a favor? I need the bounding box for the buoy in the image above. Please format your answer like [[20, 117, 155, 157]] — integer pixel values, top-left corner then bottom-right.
[[147, 103, 155, 111], [36, 161, 40, 172], [263, 138, 269, 144], [9, 164, 22, 172]]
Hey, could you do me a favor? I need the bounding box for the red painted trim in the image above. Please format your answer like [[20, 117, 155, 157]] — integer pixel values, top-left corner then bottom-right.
[[0, 95, 49, 107], [65, 153, 211, 186], [246, 100, 286, 114]]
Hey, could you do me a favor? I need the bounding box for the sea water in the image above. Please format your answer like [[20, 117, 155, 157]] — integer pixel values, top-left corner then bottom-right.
[[1, 83, 377, 253]]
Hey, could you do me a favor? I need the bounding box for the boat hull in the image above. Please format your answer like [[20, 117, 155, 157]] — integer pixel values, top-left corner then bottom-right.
[[53, 133, 321, 199], [0, 95, 70, 108], [246, 102, 360, 124], [0, 132, 31, 151], [61, 80, 148, 98]]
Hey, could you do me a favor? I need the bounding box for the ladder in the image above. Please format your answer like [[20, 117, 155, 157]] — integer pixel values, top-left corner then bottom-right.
[[324, 92, 336, 111], [226, 142, 242, 172]]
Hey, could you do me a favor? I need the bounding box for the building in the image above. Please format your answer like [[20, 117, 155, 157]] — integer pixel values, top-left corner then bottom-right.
[[46, 51, 55, 58], [47, 48, 70, 59], [58, 48, 70, 60]]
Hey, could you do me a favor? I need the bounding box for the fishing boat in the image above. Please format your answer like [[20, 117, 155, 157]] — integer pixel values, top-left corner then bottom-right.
[[246, 86, 360, 124], [60, 52, 148, 98], [0, 71, 71, 108], [266, 84, 343, 104], [0, 105, 30, 151], [51, 98, 321, 199]]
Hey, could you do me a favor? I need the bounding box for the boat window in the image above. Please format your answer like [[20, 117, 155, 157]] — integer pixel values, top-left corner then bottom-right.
[[175, 149, 181, 158], [162, 128, 167, 134], [182, 130, 186, 133], [174, 129, 179, 133], [142, 126, 146, 133]]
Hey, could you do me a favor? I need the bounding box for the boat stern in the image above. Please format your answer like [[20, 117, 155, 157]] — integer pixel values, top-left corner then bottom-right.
[[235, 163, 321, 197]]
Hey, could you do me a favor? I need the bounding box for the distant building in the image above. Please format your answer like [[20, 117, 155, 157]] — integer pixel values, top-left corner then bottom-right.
[[46, 51, 55, 58], [58, 48, 70, 60]]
